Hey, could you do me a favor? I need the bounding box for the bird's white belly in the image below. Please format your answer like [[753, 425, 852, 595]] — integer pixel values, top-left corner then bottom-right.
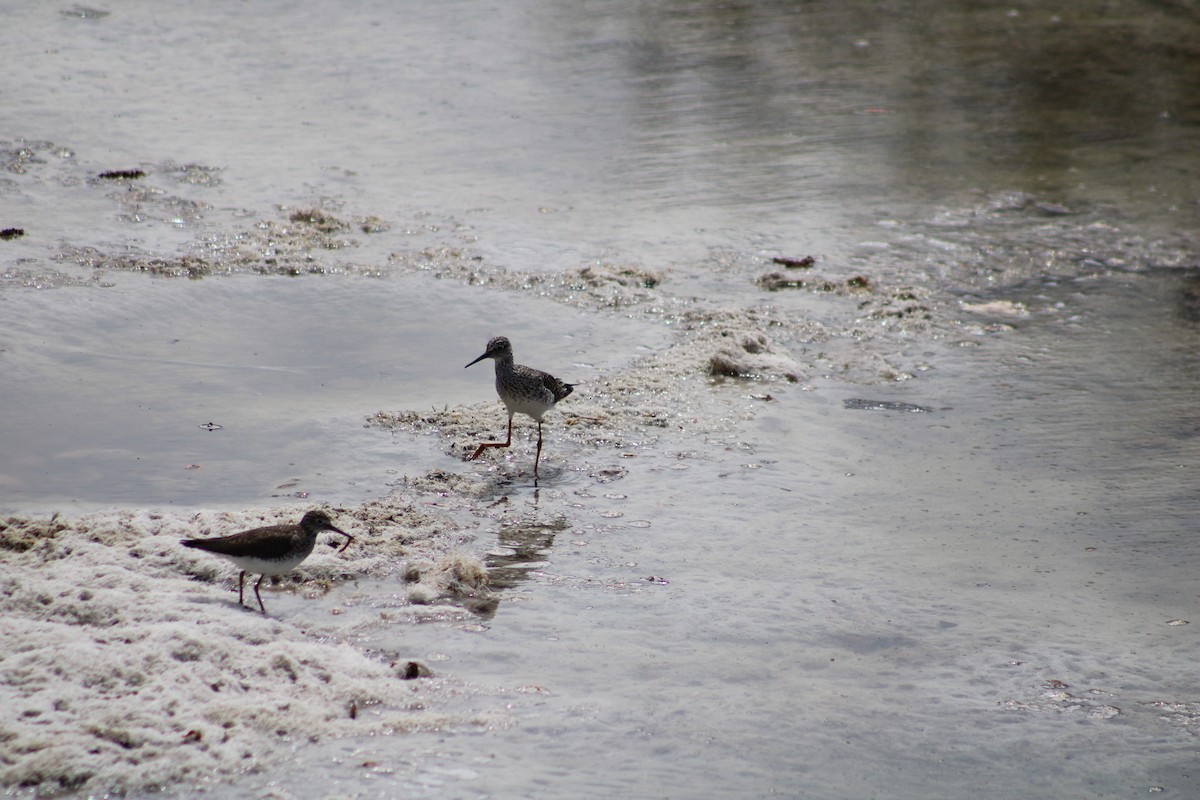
[[499, 386, 553, 420], [225, 553, 307, 575]]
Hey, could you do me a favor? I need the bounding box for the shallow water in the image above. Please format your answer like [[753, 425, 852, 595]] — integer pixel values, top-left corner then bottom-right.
[[2, 1, 1198, 798], [203, 269, 1200, 800], [0, 271, 666, 511]]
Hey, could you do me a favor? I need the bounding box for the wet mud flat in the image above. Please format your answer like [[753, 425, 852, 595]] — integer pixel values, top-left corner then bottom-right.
[[3, 0, 1200, 794], [0, 185, 874, 793], [2, 190, 1199, 797]]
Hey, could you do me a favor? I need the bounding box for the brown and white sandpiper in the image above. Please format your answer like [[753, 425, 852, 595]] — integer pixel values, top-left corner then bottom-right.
[[181, 510, 353, 614], [465, 335, 575, 482]]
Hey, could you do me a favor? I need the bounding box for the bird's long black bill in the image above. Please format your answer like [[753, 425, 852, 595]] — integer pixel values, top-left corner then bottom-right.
[[331, 526, 354, 553], [464, 353, 489, 368]]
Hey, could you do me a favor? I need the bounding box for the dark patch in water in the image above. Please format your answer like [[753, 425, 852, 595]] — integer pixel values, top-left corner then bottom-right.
[[843, 398, 934, 413], [61, 6, 110, 19], [757, 272, 872, 293], [772, 255, 815, 269], [97, 169, 145, 180]]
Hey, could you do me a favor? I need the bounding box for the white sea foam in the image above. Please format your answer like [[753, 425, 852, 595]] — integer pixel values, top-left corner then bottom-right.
[[0, 502, 496, 796]]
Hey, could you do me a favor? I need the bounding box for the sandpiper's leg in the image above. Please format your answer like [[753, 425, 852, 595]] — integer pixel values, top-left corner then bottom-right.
[[237, 571, 247, 607], [470, 415, 514, 461], [533, 421, 544, 480], [252, 574, 268, 614]]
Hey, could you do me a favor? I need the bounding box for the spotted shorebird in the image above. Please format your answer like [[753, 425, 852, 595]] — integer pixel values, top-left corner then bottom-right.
[[180, 510, 353, 614], [465, 335, 574, 482]]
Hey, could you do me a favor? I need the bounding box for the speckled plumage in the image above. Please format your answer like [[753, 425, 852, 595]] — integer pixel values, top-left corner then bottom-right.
[[180, 510, 353, 614], [465, 336, 574, 481]]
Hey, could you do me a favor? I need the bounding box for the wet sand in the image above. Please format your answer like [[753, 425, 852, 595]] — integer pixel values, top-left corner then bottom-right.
[[2, 1, 1199, 797]]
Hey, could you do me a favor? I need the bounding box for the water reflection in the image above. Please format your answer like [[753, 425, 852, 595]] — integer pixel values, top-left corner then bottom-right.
[[539, 0, 1200, 223], [486, 517, 569, 590], [1175, 269, 1200, 322]]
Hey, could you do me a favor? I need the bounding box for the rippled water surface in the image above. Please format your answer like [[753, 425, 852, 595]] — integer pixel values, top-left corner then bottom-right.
[[2, 1, 1198, 797]]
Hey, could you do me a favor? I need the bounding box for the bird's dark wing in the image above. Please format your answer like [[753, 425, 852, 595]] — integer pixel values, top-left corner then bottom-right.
[[540, 371, 575, 402], [181, 528, 298, 559]]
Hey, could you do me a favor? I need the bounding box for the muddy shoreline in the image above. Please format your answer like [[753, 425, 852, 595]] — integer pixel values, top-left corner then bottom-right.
[[3, 0, 1199, 795]]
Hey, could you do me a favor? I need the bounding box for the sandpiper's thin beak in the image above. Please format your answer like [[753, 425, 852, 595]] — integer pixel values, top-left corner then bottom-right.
[[330, 525, 354, 552], [465, 352, 490, 368]]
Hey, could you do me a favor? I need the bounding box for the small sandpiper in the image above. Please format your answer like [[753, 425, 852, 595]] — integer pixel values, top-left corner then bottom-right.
[[465, 335, 575, 482], [180, 510, 353, 614]]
